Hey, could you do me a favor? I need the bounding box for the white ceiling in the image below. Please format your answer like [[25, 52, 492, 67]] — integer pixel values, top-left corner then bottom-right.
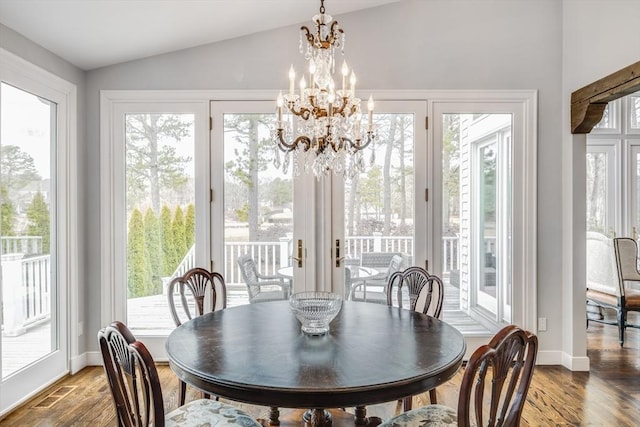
[[0, 0, 398, 70]]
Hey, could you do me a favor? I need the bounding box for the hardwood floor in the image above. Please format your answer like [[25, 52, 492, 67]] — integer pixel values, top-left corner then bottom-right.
[[2, 319, 640, 426]]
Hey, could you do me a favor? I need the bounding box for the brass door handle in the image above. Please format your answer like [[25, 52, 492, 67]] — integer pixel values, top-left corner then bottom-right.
[[335, 239, 344, 267], [291, 239, 303, 268]]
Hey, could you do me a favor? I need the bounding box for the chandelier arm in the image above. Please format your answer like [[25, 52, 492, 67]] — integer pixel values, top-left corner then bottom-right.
[[300, 26, 315, 46], [276, 130, 312, 153], [348, 132, 375, 151], [328, 22, 344, 45], [287, 101, 312, 120]]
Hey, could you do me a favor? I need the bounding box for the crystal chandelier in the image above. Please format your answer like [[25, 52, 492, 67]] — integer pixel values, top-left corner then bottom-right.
[[273, 0, 375, 178]]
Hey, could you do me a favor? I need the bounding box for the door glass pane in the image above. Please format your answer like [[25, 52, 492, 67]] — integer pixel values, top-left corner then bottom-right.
[[223, 113, 293, 306], [586, 152, 608, 234], [344, 113, 414, 302], [1, 82, 56, 378], [125, 113, 195, 334], [628, 94, 640, 130], [442, 113, 511, 330], [478, 142, 497, 313]]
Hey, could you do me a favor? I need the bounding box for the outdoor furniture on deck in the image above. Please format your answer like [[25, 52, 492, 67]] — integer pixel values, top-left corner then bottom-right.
[[349, 254, 407, 303], [237, 254, 290, 303]]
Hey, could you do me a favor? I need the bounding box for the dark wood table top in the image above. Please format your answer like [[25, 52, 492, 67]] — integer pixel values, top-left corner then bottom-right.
[[166, 300, 466, 409]]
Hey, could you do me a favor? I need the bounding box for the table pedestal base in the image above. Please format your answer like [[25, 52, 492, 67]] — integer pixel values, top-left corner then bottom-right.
[[265, 408, 382, 427]]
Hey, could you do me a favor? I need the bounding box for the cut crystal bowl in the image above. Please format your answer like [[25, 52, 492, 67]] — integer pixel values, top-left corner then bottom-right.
[[289, 291, 343, 335]]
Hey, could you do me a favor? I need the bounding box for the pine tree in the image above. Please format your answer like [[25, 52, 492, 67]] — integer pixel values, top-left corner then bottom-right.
[[127, 208, 150, 297], [1, 185, 15, 237], [160, 205, 176, 276], [184, 203, 195, 250], [144, 208, 164, 294], [26, 191, 50, 253], [172, 206, 187, 265]]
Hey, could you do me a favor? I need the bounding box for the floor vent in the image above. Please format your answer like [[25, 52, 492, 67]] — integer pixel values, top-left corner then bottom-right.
[[32, 385, 77, 409]]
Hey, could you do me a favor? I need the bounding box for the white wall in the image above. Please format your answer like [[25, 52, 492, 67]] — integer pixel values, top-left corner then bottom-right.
[[84, 0, 565, 357]]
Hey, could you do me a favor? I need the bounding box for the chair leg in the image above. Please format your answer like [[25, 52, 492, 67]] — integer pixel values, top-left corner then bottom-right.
[[402, 396, 412, 412], [178, 379, 187, 406], [429, 388, 437, 404], [618, 309, 626, 347], [269, 406, 280, 426]]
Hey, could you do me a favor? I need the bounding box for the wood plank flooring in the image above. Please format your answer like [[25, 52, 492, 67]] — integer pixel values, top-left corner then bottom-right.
[[2, 319, 640, 426]]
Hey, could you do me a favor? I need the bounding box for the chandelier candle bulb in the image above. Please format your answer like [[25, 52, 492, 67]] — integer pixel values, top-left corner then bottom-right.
[[367, 95, 374, 131], [288, 65, 295, 97], [300, 76, 306, 98], [276, 92, 284, 127], [350, 71, 356, 98], [341, 61, 349, 93], [309, 59, 316, 89]]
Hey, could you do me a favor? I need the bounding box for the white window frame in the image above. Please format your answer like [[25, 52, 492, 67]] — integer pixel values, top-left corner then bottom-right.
[[101, 89, 537, 356], [0, 48, 77, 415]]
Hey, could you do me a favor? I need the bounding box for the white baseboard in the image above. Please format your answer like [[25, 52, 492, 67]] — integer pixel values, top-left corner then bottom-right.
[[533, 350, 589, 371], [561, 352, 590, 371], [71, 351, 102, 373]]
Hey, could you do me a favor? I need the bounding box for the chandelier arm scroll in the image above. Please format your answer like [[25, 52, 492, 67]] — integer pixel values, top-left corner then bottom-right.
[[276, 130, 312, 153], [344, 132, 375, 152]]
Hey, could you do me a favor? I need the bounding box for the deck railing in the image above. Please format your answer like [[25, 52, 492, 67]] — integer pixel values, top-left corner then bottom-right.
[[169, 234, 490, 286], [1, 236, 43, 256], [1, 253, 51, 336]]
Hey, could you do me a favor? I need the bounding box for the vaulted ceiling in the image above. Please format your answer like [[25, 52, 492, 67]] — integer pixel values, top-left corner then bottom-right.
[[0, 0, 398, 70]]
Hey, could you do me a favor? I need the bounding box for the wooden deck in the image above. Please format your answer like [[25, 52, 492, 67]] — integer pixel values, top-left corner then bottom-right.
[[2, 281, 490, 376]]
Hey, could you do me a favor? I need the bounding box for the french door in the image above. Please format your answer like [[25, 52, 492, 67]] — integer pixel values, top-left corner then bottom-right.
[[331, 101, 428, 300], [212, 100, 428, 300], [0, 50, 75, 415]]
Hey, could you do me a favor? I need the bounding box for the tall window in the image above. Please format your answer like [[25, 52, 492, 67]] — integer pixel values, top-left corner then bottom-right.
[[1, 48, 76, 415], [586, 91, 640, 239]]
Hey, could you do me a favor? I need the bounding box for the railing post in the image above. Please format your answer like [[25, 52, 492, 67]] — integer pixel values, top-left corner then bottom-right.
[[373, 232, 382, 252], [279, 237, 290, 268], [1, 253, 27, 336]]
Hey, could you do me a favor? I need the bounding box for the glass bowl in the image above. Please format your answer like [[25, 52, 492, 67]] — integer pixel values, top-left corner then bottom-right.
[[289, 291, 343, 335]]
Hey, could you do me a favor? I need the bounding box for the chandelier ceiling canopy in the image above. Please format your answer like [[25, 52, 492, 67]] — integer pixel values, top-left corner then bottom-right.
[[273, 0, 375, 178]]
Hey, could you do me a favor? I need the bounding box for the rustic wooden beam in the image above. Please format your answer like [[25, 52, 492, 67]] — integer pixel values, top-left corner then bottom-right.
[[571, 60, 640, 134]]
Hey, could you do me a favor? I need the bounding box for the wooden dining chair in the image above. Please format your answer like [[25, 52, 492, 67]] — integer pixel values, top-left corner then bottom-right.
[[167, 267, 226, 405], [386, 266, 444, 411], [98, 321, 261, 427], [586, 236, 640, 346], [380, 325, 538, 427]]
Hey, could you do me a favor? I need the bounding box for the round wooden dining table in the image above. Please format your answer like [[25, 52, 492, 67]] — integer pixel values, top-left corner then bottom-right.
[[166, 300, 466, 427]]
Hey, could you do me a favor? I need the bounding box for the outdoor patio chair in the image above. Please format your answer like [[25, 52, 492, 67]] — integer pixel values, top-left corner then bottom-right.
[[237, 254, 290, 303], [97, 321, 261, 427], [167, 267, 226, 405], [386, 266, 444, 410], [349, 254, 406, 303], [380, 325, 538, 426]]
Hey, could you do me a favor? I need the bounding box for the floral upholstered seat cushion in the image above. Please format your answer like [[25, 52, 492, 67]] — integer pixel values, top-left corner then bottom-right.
[[166, 399, 262, 427], [379, 404, 457, 427]]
